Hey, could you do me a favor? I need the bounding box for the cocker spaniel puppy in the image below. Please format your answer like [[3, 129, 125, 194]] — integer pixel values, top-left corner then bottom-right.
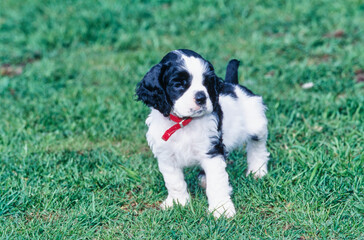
[[136, 49, 269, 218]]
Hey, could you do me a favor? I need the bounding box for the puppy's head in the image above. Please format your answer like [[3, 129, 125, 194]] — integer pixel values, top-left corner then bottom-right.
[[136, 49, 220, 118]]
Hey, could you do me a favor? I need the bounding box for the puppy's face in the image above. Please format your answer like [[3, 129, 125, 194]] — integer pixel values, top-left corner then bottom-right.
[[137, 49, 220, 118]]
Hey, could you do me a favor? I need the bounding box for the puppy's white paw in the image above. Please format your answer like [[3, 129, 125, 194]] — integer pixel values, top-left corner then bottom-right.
[[160, 195, 190, 209], [246, 166, 268, 179], [209, 200, 236, 218]]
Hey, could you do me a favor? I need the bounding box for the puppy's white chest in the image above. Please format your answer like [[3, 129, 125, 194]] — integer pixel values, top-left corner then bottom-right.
[[145, 109, 218, 167]]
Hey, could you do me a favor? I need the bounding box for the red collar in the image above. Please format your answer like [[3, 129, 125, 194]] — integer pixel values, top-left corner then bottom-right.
[[162, 114, 192, 141]]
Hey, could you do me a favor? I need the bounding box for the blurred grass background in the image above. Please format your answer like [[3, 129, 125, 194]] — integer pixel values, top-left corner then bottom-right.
[[0, 0, 363, 239]]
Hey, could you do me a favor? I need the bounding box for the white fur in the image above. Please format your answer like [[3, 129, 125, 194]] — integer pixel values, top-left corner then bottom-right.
[[145, 83, 269, 218]]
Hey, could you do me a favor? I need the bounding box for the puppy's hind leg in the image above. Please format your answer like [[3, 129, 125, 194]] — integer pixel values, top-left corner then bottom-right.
[[246, 134, 270, 178], [197, 170, 207, 189]]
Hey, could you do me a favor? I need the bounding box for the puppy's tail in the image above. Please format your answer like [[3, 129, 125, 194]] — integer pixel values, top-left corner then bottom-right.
[[225, 59, 240, 85]]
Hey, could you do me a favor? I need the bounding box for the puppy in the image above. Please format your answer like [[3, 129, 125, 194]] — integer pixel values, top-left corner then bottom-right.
[[136, 49, 269, 218]]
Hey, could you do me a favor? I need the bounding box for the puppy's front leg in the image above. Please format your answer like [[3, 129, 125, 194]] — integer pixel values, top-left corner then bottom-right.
[[158, 161, 190, 209], [201, 156, 236, 218]]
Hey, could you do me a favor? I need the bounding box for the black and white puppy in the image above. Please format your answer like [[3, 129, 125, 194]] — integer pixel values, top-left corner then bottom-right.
[[136, 49, 269, 218]]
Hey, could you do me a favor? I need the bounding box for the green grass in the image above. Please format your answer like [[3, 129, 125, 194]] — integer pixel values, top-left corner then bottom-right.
[[0, 0, 363, 239]]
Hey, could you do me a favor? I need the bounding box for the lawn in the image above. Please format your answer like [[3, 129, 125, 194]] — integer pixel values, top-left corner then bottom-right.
[[0, 0, 363, 239]]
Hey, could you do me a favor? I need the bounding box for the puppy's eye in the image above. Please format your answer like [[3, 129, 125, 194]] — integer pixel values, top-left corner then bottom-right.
[[180, 78, 187, 86], [173, 78, 187, 88]]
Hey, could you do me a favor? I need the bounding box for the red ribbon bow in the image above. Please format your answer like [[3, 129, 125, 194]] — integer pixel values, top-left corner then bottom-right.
[[162, 114, 192, 141]]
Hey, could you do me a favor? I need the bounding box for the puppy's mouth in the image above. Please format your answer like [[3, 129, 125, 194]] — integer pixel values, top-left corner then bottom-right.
[[173, 106, 208, 118], [193, 108, 206, 115]]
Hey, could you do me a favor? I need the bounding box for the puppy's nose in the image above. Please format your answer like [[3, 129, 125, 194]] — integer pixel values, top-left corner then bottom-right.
[[195, 91, 207, 105]]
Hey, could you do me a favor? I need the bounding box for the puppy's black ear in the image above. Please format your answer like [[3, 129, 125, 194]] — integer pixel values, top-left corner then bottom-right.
[[136, 64, 171, 117]]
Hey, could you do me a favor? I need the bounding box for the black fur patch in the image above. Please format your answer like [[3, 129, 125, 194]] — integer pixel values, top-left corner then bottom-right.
[[251, 135, 259, 141], [220, 82, 238, 98], [208, 138, 226, 158], [164, 66, 192, 105], [239, 85, 256, 97], [203, 74, 219, 108], [207, 106, 227, 158]]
